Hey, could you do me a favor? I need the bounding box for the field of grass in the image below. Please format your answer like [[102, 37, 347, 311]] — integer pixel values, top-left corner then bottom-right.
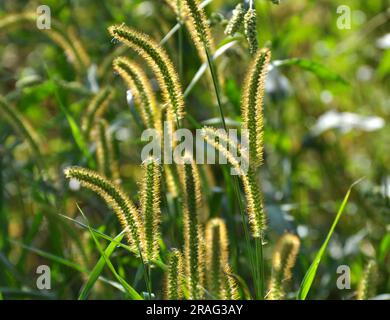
[[0, 0, 389, 300]]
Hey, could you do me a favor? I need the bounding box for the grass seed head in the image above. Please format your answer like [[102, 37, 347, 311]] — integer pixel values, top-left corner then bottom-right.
[[241, 167, 266, 237], [163, 0, 214, 61], [109, 24, 184, 120], [242, 48, 271, 168], [0, 13, 90, 73], [140, 158, 162, 262]]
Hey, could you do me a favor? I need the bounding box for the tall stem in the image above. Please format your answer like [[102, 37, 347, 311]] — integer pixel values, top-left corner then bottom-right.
[[204, 47, 263, 299]]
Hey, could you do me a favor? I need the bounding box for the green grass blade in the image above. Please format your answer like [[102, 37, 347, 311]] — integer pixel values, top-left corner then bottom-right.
[[297, 178, 364, 300], [78, 230, 126, 300]]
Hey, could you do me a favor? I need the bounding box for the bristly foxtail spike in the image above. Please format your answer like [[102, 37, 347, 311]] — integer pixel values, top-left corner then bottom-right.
[[165, 249, 184, 300], [182, 0, 214, 52], [267, 233, 300, 300], [66, 26, 91, 70], [45, 31, 83, 72], [140, 157, 162, 262], [200, 127, 267, 237], [179, 156, 204, 299], [108, 24, 185, 121], [357, 260, 378, 300], [225, 3, 246, 36], [205, 218, 229, 299], [82, 87, 114, 139], [241, 48, 271, 168], [244, 7, 258, 55], [63, 167, 144, 255], [113, 57, 161, 132], [200, 127, 246, 176], [94, 119, 121, 184]]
